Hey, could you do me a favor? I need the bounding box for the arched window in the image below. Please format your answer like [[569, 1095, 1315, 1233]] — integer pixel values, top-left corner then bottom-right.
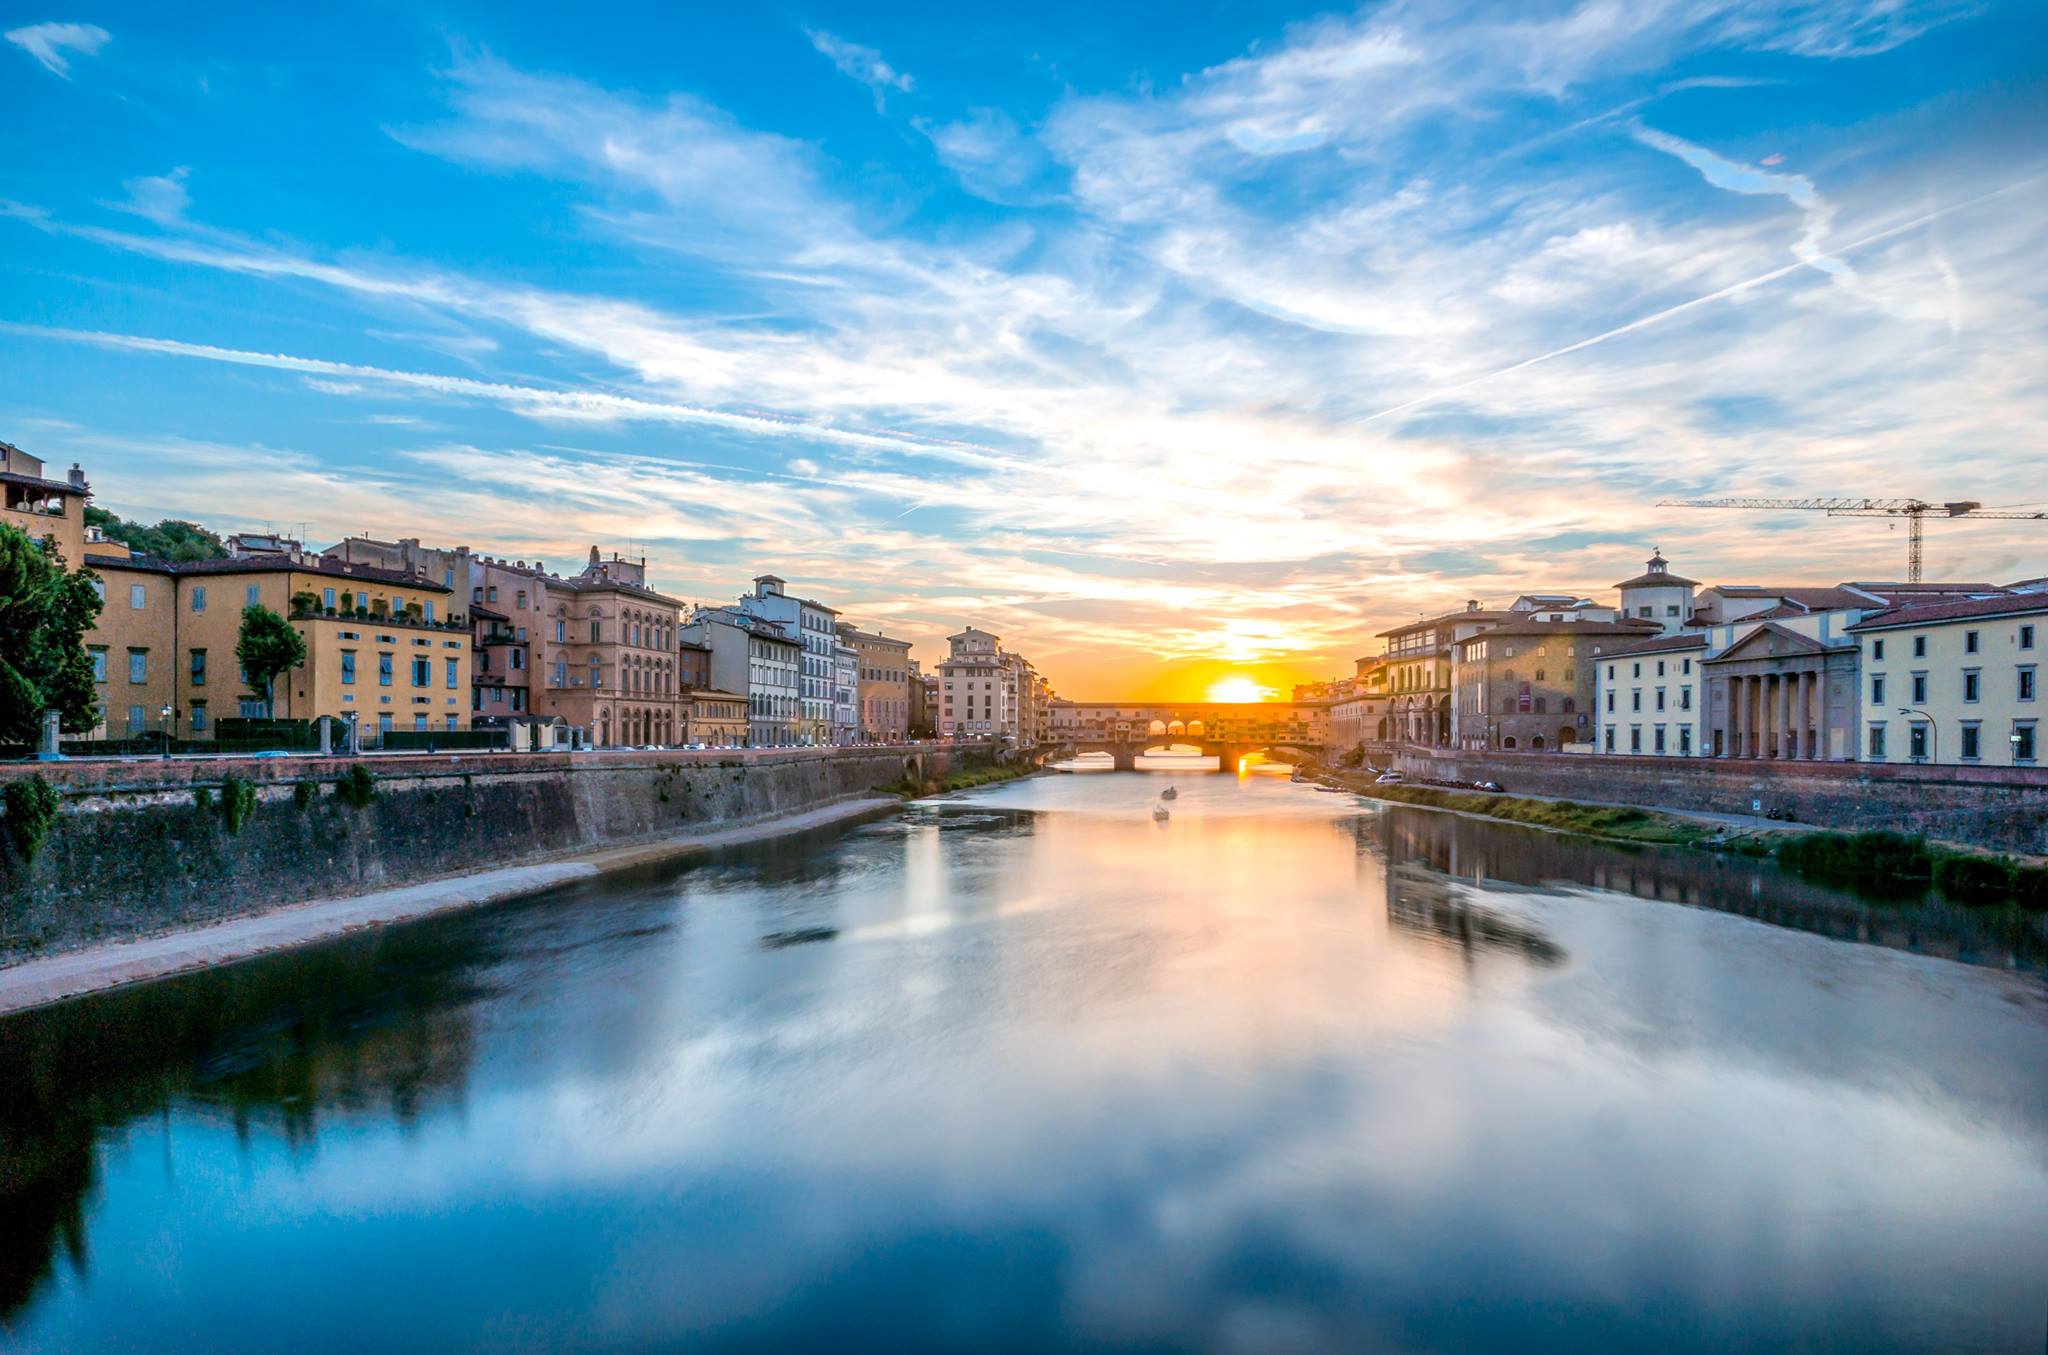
[[1502, 736, 1518, 749]]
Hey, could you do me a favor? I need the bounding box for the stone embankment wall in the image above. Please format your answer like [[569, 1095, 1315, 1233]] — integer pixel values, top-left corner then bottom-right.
[[0, 746, 994, 962], [1387, 748, 2048, 854]]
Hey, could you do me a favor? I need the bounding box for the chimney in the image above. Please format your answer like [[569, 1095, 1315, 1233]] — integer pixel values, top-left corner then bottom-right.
[[68, 463, 86, 489], [1466, 599, 1479, 612]]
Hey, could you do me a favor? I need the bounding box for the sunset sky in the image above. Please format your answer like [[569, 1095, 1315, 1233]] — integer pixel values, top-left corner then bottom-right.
[[4, 1, 2045, 699]]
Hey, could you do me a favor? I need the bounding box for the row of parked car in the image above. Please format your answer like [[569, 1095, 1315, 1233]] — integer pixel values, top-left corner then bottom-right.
[[1371, 770, 1507, 794]]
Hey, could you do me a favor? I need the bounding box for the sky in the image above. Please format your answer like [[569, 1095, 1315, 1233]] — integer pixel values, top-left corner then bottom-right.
[[3, 1, 2046, 701]]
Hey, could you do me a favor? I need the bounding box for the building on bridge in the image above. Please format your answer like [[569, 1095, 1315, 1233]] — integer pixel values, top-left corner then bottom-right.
[[1048, 700, 1329, 755]]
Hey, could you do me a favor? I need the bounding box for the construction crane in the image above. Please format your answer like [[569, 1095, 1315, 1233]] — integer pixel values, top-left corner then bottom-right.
[[1655, 497, 2048, 582]]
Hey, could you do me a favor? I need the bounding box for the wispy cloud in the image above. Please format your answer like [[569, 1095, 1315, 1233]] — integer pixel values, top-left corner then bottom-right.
[[5, 20, 108, 78], [805, 29, 913, 110]]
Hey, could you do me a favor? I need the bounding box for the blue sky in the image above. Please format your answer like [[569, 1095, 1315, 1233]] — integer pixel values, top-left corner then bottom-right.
[[4, 1, 2045, 696]]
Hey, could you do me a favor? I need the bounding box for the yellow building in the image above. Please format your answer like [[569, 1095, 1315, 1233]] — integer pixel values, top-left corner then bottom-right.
[[685, 689, 749, 746], [81, 546, 471, 741], [1, 440, 90, 569]]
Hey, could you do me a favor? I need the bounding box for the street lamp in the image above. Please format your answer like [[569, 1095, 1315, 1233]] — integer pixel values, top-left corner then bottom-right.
[[159, 703, 175, 759], [1897, 707, 1937, 764]]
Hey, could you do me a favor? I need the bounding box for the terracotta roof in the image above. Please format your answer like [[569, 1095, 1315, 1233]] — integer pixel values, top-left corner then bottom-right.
[[84, 550, 176, 575], [0, 469, 88, 496], [1377, 608, 1518, 638], [1454, 619, 1659, 648], [162, 552, 453, 589], [1604, 632, 1713, 657], [1846, 592, 2048, 632]]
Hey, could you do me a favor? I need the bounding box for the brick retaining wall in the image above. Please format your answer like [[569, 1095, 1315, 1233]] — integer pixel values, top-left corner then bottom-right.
[[0, 745, 994, 962], [1386, 747, 2048, 853]]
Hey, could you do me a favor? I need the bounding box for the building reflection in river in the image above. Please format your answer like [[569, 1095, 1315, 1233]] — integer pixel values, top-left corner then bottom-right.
[[2, 776, 2044, 1352]]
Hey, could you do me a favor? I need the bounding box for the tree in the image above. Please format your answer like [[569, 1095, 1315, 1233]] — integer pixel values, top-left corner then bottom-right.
[[82, 506, 227, 562], [0, 522, 103, 745], [236, 604, 305, 718]]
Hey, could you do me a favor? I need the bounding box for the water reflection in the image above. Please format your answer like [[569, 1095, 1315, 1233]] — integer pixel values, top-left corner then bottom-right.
[[1, 774, 2044, 1352]]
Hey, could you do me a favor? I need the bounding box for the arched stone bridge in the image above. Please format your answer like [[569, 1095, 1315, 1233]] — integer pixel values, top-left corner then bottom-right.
[[1046, 700, 1328, 774]]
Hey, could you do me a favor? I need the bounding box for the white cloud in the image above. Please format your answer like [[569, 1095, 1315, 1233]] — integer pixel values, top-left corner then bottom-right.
[[115, 166, 190, 224], [805, 28, 913, 110], [5, 20, 108, 78]]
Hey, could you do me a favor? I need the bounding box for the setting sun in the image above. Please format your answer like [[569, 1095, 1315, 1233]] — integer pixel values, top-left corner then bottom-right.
[[1204, 676, 1275, 704]]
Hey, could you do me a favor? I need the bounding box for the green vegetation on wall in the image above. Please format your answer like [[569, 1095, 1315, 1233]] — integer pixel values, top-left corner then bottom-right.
[[3, 773, 60, 866]]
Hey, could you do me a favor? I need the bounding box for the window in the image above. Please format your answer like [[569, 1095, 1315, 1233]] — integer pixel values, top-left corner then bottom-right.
[[128, 704, 145, 732], [1871, 674, 1886, 704], [1604, 726, 1616, 752], [379, 654, 393, 687], [1656, 660, 1666, 677], [2016, 723, 2037, 762], [130, 584, 146, 610], [90, 648, 107, 682], [1682, 658, 1692, 674], [2022, 668, 2038, 702], [1679, 686, 1692, 710], [555, 620, 566, 643], [446, 658, 459, 690], [424, 601, 436, 623], [1965, 630, 1979, 654], [323, 586, 336, 609], [1653, 726, 1666, 753], [189, 701, 207, 732], [1665, 604, 1679, 617], [1960, 724, 1981, 760], [342, 651, 356, 685], [191, 586, 207, 613], [487, 586, 499, 603], [1632, 662, 1641, 678], [1655, 690, 1666, 711], [246, 584, 260, 606], [1629, 727, 1642, 752], [415, 715, 428, 733], [1963, 670, 1980, 703], [128, 649, 147, 683], [1631, 691, 1641, 712], [411, 657, 430, 687], [2022, 625, 2036, 651], [1679, 727, 1692, 755], [1873, 639, 1886, 660], [1911, 672, 1927, 704], [1913, 635, 1927, 658], [446, 714, 459, 732], [189, 649, 207, 686], [379, 713, 394, 735], [1908, 722, 1929, 760], [1868, 724, 1887, 759], [591, 621, 602, 643]]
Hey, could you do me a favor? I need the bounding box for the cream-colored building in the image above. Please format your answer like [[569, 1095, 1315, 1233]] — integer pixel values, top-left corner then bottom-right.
[[1851, 592, 2045, 767], [685, 689, 749, 746], [939, 627, 1009, 738], [837, 623, 912, 742]]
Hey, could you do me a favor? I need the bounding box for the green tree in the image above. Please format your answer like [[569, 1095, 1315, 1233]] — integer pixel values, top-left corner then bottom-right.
[[0, 522, 103, 744], [236, 604, 305, 718], [83, 506, 227, 562]]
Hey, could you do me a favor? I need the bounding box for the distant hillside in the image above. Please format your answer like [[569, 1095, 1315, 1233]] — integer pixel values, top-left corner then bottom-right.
[[84, 507, 227, 562]]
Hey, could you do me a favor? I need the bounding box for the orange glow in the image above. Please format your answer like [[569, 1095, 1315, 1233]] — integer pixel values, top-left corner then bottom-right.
[[1205, 675, 1275, 704]]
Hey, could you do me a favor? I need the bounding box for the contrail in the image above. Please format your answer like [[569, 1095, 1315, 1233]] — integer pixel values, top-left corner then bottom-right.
[[1356, 171, 2044, 426]]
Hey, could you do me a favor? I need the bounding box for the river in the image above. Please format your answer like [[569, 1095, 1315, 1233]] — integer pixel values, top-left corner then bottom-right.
[[3, 772, 2045, 1352]]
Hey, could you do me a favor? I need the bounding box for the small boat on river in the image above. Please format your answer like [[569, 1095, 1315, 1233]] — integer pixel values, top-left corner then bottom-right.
[[1160, 786, 1178, 800], [1152, 805, 1171, 823]]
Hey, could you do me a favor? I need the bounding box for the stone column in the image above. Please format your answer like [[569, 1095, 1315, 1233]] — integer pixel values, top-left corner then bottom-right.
[[1728, 676, 1742, 757]]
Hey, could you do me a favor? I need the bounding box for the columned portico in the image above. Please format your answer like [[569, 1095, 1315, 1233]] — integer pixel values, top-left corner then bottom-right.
[[1704, 624, 1857, 762]]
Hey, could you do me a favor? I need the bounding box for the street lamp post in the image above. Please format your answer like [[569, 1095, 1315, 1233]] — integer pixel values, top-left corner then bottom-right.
[[159, 703, 175, 760], [1898, 707, 1937, 764]]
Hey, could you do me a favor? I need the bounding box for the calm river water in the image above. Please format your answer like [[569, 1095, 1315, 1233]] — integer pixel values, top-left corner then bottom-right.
[[4, 773, 2046, 1352]]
